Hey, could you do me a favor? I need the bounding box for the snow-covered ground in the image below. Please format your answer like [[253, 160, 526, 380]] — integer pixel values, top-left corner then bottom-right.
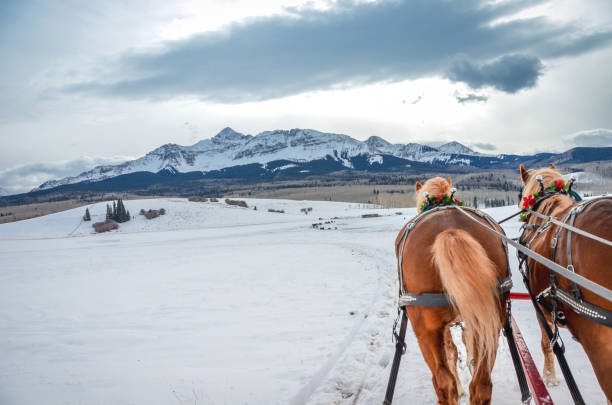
[[0, 198, 607, 404]]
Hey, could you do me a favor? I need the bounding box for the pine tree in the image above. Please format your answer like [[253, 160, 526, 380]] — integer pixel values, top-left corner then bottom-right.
[[116, 200, 122, 221], [111, 199, 130, 223], [106, 204, 112, 220], [83, 208, 91, 221], [121, 199, 127, 222]]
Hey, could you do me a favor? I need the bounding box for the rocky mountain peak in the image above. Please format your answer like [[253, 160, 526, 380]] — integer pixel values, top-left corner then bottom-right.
[[212, 127, 249, 142], [438, 141, 477, 155], [365, 136, 391, 146]]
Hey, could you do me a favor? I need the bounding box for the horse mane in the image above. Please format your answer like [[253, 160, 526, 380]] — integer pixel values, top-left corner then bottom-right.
[[521, 167, 566, 201], [521, 166, 573, 232], [415, 177, 452, 212]]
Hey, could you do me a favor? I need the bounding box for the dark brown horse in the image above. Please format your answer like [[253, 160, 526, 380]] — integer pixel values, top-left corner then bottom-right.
[[395, 177, 509, 405], [519, 164, 612, 401]]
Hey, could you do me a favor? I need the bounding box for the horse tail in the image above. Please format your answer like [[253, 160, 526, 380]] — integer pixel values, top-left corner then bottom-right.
[[432, 229, 502, 369]]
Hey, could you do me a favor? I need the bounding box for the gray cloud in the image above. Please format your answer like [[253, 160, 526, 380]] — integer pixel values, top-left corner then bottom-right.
[[0, 156, 132, 195], [64, 0, 612, 102], [565, 128, 612, 147], [455, 93, 489, 104], [448, 55, 544, 93]]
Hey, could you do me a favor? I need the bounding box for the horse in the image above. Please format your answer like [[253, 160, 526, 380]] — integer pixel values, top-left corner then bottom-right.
[[395, 177, 509, 405], [518, 164, 612, 401]]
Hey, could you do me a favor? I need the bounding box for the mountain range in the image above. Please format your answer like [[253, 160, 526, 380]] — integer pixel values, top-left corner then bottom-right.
[[34, 126, 610, 194], [0, 126, 603, 205], [36, 127, 475, 190]]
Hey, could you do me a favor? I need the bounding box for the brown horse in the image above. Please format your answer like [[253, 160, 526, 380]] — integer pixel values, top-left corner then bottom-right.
[[519, 164, 612, 401], [395, 177, 509, 405]]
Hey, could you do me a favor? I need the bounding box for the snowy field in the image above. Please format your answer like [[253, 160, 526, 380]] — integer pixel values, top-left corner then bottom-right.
[[0, 198, 607, 404]]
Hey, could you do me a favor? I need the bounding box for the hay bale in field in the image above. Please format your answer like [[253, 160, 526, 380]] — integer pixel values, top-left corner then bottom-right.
[[225, 199, 248, 208], [92, 219, 119, 233]]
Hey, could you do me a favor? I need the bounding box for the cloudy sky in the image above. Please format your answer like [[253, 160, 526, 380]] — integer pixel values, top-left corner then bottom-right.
[[1, 0, 612, 193]]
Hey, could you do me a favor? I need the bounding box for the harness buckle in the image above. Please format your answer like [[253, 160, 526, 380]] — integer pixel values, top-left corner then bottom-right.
[[395, 337, 407, 354], [551, 237, 557, 249], [567, 264, 575, 273], [557, 310, 566, 321]]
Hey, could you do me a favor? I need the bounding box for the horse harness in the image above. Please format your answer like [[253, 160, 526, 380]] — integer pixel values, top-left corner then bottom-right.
[[519, 195, 612, 329], [386, 185, 611, 405], [384, 205, 513, 405], [395, 205, 513, 309]]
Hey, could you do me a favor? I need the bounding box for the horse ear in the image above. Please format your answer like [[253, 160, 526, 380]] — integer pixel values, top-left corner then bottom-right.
[[520, 164, 529, 184], [447, 178, 452, 187], [415, 181, 422, 192], [549, 163, 557, 170]]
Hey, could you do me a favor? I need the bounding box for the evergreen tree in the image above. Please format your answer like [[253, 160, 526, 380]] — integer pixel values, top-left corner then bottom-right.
[[106, 204, 112, 220], [120, 199, 127, 222], [109, 199, 130, 223], [83, 208, 91, 221], [116, 200, 122, 221]]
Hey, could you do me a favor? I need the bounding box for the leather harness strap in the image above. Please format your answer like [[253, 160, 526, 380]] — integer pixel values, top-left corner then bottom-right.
[[527, 196, 612, 328], [396, 205, 512, 309]]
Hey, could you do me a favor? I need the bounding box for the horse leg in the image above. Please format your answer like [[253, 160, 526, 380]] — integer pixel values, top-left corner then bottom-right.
[[410, 310, 459, 405], [467, 333, 499, 405], [539, 320, 559, 386], [461, 327, 475, 377], [444, 325, 465, 398]]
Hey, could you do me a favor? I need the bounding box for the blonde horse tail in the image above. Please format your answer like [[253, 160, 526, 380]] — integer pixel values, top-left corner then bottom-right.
[[432, 229, 502, 369]]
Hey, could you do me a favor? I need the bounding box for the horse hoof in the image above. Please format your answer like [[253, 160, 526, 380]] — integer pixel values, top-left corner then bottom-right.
[[543, 370, 559, 387]]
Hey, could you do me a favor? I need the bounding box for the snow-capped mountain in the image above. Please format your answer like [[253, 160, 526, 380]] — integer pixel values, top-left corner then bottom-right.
[[41, 127, 475, 190], [0, 187, 10, 197], [438, 141, 479, 155], [34, 127, 605, 192]]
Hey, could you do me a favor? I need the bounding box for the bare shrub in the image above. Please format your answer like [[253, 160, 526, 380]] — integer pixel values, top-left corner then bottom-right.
[[268, 209, 285, 213], [144, 210, 159, 219], [209, 198, 218, 202], [143, 209, 165, 219], [92, 219, 119, 233], [361, 213, 380, 218], [225, 199, 248, 208], [300, 207, 313, 215], [188, 197, 208, 202]]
